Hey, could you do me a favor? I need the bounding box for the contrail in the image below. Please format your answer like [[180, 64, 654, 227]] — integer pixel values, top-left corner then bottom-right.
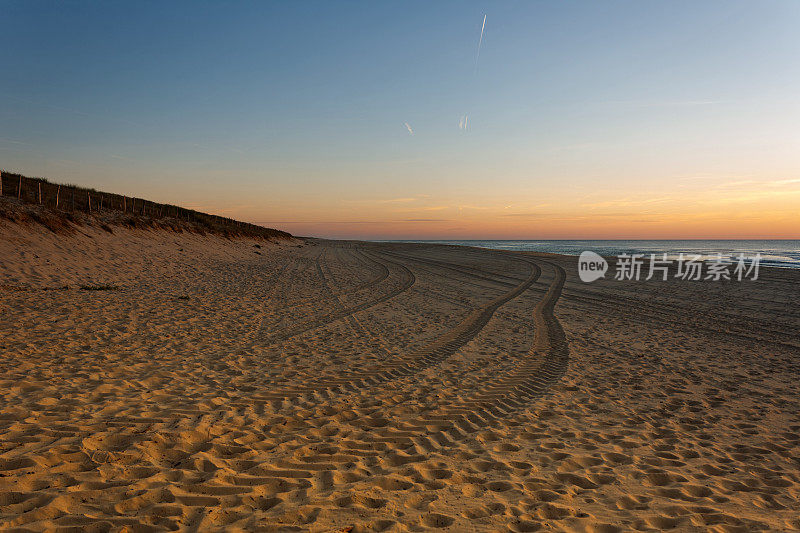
[[463, 14, 486, 131], [474, 14, 486, 75], [404, 122, 414, 136]]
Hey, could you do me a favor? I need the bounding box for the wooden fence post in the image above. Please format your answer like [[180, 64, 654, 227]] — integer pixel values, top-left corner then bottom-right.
[[38, 182, 42, 204], [123, 196, 126, 212], [18, 175, 22, 199], [0, 171, 3, 196], [56, 186, 60, 208], [87, 192, 91, 211]]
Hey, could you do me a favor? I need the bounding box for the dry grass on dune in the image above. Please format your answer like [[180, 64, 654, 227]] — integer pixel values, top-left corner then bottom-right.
[[0, 196, 290, 242], [0, 170, 292, 241]]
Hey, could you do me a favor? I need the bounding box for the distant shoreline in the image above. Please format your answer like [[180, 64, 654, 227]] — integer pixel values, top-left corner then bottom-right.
[[373, 238, 800, 269]]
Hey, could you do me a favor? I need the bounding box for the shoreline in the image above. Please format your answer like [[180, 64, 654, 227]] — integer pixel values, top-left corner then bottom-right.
[[360, 238, 800, 276], [370, 238, 800, 269]]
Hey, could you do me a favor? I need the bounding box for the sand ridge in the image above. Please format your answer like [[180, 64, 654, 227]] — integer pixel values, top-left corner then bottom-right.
[[1, 223, 799, 531]]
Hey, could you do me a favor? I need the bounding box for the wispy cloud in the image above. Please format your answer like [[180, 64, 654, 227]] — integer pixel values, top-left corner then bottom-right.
[[501, 212, 552, 218], [378, 196, 424, 204], [581, 196, 677, 209], [459, 115, 468, 131], [602, 99, 725, 108], [379, 195, 429, 204], [642, 100, 722, 107], [712, 178, 800, 190], [501, 204, 555, 217], [404, 122, 414, 136], [382, 197, 417, 203], [258, 220, 393, 225], [0, 137, 32, 146], [676, 174, 745, 181], [2, 92, 142, 127], [394, 205, 449, 212]]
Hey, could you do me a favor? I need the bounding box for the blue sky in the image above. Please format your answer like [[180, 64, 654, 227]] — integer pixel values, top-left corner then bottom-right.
[[2, 1, 799, 238]]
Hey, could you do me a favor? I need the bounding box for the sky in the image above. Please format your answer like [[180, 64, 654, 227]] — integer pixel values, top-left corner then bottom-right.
[[2, 1, 799, 239]]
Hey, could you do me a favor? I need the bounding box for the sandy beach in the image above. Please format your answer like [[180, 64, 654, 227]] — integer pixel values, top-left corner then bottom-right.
[[1, 217, 799, 532]]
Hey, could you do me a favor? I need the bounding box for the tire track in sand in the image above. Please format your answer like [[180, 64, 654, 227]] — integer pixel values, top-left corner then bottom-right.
[[257, 251, 415, 345], [429, 261, 568, 421], [315, 247, 368, 339], [330, 260, 569, 455], [240, 259, 568, 527], [249, 254, 541, 403], [255, 246, 391, 336], [85, 251, 564, 531]]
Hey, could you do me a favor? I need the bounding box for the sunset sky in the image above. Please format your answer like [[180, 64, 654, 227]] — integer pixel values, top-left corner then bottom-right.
[[2, 1, 799, 239]]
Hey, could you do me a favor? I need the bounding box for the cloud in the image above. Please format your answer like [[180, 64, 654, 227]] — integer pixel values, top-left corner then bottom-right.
[[391, 205, 450, 214], [459, 115, 468, 131], [379, 195, 430, 204], [3, 92, 142, 127], [501, 212, 555, 218], [0, 137, 31, 146], [677, 174, 742, 181], [712, 178, 800, 190], [581, 196, 677, 209], [404, 122, 414, 136], [602, 99, 724, 108], [401, 218, 451, 222], [258, 220, 392, 225]]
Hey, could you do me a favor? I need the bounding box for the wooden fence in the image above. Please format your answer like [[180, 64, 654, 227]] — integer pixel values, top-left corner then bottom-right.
[[0, 170, 291, 239]]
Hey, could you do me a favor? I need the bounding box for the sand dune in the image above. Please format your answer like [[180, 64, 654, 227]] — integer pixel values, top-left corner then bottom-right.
[[1, 220, 799, 531]]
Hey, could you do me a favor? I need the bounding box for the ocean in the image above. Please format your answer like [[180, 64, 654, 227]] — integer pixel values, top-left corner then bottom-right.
[[381, 240, 800, 269]]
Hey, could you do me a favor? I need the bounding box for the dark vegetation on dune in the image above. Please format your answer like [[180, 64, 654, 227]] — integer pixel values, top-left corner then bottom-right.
[[0, 170, 292, 240]]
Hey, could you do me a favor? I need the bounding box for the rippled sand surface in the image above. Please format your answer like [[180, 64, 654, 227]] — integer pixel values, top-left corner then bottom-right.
[[1, 220, 799, 532]]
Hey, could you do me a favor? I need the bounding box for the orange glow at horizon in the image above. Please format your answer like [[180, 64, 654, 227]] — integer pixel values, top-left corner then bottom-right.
[[229, 179, 800, 240]]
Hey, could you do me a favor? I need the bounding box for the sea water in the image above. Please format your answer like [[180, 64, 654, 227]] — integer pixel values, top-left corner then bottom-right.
[[382, 240, 800, 269]]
